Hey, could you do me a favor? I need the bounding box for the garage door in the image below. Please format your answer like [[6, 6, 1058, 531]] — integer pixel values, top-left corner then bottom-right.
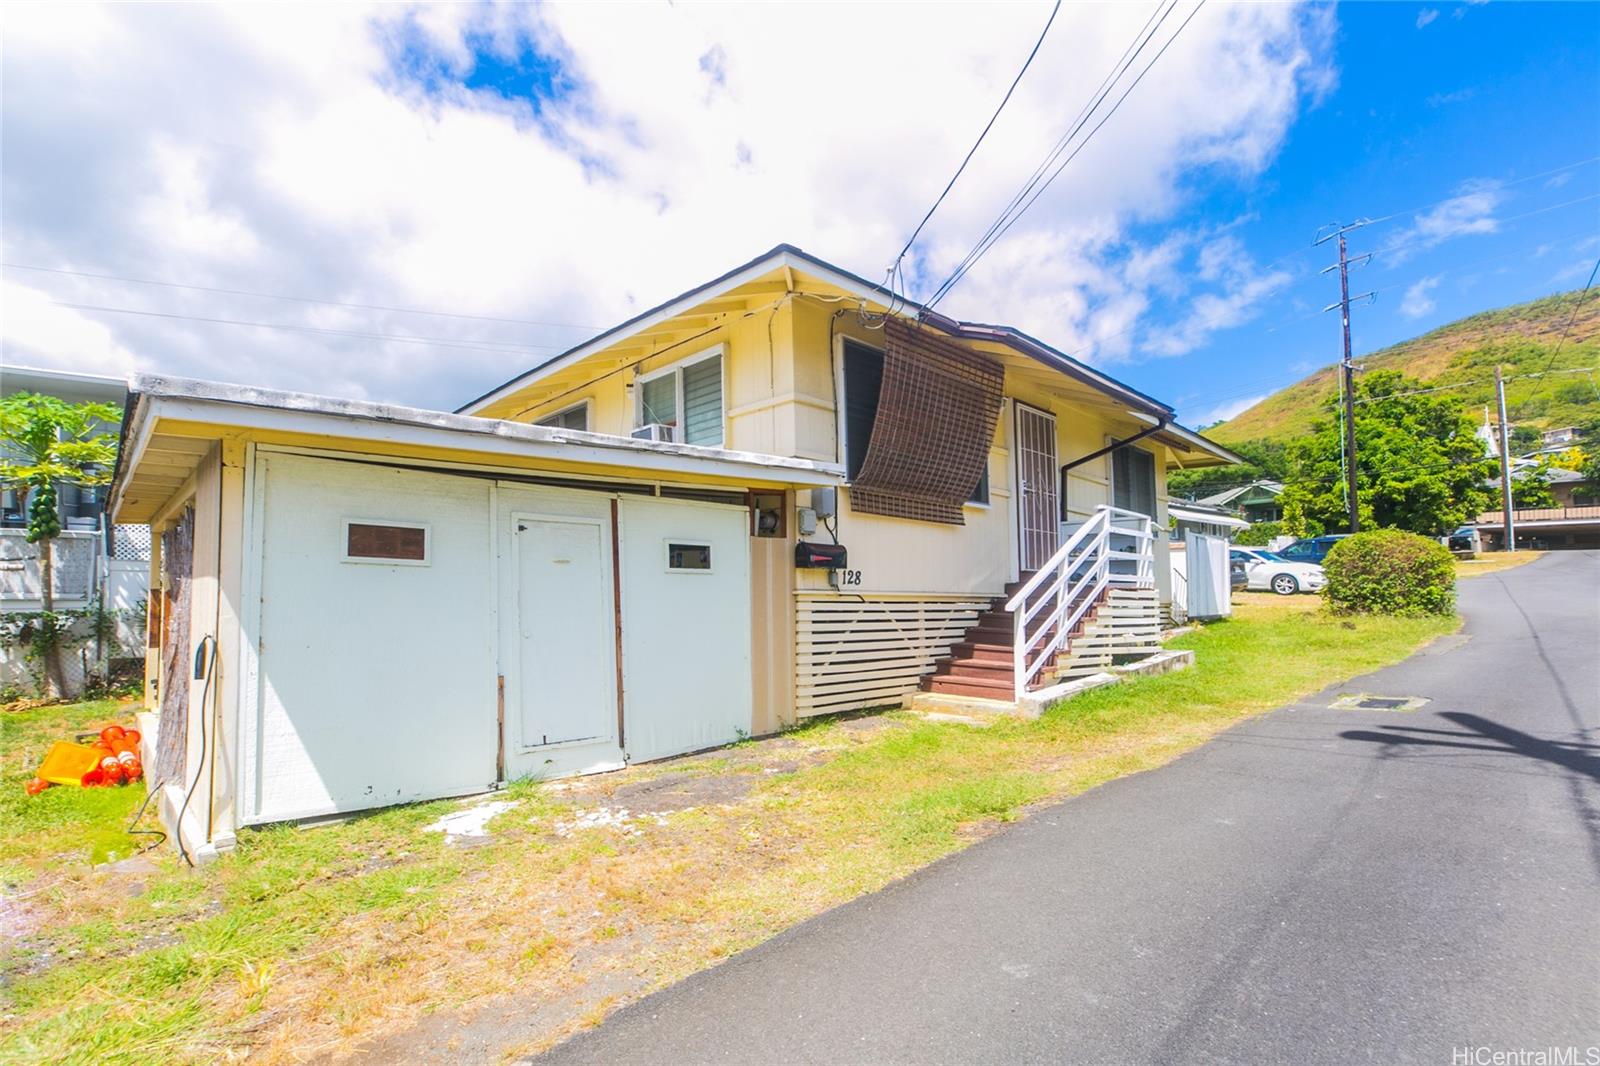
[[245, 454, 497, 823], [619, 496, 752, 762]]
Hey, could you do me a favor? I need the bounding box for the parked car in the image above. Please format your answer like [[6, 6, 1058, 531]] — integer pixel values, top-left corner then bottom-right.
[[1277, 534, 1350, 566], [1447, 526, 1478, 552], [1230, 547, 1327, 596]]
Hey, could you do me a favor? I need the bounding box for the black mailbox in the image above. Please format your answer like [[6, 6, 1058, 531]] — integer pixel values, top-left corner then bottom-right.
[[795, 541, 848, 570]]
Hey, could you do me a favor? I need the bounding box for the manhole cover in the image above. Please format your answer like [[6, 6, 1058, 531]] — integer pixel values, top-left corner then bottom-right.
[[1330, 694, 1429, 712]]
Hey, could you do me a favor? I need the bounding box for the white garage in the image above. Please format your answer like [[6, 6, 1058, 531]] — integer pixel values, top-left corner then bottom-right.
[[111, 376, 836, 859], [234, 451, 760, 826]]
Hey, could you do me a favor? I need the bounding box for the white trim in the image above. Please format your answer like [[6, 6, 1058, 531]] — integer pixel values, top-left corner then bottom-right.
[[1169, 505, 1250, 531], [664, 538, 715, 574], [114, 381, 843, 494], [634, 345, 726, 448], [533, 399, 592, 432], [1013, 400, 1058, 572], [339, 518, 432, 566], [835, 334, 885, 481], [239, 448, 268, 826]]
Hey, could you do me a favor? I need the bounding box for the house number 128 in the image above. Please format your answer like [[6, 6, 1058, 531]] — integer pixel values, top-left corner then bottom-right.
[[838, 569, 863, 586]]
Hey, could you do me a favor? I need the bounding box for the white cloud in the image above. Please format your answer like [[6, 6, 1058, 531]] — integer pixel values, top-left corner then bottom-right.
[[1416, 8, 1440, 28], [1140, 236, 1295, 358], [1189, 392, 1267, 427], [1, 2, 1337, 406], [1383, 181, 1501, 264], [1399, 275, 1440, 319]]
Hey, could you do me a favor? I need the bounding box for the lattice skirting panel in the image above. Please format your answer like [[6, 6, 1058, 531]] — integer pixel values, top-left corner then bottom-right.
[[1056, 588, 1163, 680], [796, 593, 993, 717]]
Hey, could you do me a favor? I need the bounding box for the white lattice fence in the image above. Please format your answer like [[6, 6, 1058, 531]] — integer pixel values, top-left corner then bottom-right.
[[0, 529, 98, 602], [796, 593, 991, 717]]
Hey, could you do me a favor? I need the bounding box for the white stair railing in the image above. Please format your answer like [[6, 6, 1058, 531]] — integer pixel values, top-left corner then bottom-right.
[[1005, 505, 1156, 700]]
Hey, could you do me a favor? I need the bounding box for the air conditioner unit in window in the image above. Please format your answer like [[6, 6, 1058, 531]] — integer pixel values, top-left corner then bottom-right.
[[632, 423, 677, 443]]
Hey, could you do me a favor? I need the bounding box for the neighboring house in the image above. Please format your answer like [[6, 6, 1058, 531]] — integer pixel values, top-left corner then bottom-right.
[[1541, 426, 1580, 448], [1474, 465, 1600, 550], [109, 244, 1236, 859], [1196, 479, 1283, 523], [1, 366, 149, 695]]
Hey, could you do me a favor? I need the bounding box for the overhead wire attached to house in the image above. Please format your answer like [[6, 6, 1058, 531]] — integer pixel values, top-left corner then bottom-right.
[[883, 0, 1063, 311], [924, 0, 1206, 311]]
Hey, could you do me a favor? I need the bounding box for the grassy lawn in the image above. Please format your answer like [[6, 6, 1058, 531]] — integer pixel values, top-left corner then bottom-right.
[[1, 598, 1456, 1064], [1455, 550, 1544, 578]]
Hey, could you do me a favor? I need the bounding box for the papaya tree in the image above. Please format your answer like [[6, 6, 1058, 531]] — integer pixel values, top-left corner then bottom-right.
[[0, 392, 121, 696]]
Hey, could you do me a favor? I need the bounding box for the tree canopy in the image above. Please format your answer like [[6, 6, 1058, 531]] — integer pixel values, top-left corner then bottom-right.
[[1278, 370, 1495, 536]]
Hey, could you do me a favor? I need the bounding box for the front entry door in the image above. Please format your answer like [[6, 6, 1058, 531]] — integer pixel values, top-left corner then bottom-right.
[[1015, 402, 1059, 571], [513, 514, 617, 750]]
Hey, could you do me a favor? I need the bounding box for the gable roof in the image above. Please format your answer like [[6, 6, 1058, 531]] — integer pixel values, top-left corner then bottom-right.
[[456, 243, 1239, 466], [1197, 479, 1284, 507]]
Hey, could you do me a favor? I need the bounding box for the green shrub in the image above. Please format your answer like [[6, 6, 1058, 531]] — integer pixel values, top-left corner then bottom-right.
[[1234, 521, 1283, 547], [1323, 530, 1456, 617]]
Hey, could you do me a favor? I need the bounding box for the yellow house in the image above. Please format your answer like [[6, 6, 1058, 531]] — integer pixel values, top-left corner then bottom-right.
[[110, 244, 1235, 860]]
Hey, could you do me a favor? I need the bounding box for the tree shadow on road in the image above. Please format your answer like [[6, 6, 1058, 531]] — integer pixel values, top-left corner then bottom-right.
[[1342, 711, 1600, 879], [1339, 711, 1600, 783]]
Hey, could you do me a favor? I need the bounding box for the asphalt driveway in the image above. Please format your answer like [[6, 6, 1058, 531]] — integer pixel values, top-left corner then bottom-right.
[[536, 551, 1600, 1065]]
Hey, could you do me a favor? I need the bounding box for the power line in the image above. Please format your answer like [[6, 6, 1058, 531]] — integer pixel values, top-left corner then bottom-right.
[[1351, 366, 1600, 405], [925, 0, 1199, 310], [3, 262, 599, 332], [1165, 229, 1600, 417], [1360, 156, 1600, 228], [52, 301, 569, 356], [1507, 258, 1600, 423], [925, 0, 1175, 302], [885, 0, 1062, 298]]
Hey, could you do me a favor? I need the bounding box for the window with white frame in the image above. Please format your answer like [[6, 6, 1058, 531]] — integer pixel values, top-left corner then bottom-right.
[[536, 402, 589, 432], [637, 349, 724, 446]]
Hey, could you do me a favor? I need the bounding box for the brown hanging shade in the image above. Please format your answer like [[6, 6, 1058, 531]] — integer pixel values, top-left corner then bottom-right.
[[849, 319, 1005, 525]]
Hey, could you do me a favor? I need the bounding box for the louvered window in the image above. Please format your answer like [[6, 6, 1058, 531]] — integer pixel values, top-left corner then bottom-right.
[[682, 357, 723, 446], [637, 350, 724, 446], [1112, 443, 1157, 519]]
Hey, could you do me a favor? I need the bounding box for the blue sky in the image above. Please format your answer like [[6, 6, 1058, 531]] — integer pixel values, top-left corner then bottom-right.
[[2, 3, 1596, 425], [1109, 0, 1600, 424]]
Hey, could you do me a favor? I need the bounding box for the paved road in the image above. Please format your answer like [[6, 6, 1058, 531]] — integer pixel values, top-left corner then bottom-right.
[[538, 552, 1600, 1065]]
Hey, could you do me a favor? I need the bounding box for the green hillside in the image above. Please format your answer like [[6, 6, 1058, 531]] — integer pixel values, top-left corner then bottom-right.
[[1209, 290, 1600, 446]]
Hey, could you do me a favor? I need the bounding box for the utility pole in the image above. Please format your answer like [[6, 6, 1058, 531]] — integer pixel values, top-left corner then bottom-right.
[[1317, 222, 1373, 534], [1495, 364, 1516, 553]]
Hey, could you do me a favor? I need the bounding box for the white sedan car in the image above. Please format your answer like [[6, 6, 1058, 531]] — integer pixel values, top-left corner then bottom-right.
[[1230, 548, 1327, 596]]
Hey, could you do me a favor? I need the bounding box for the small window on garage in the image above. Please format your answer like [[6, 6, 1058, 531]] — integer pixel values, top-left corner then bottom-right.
[[666, 541, 712, 572], [344, 521, 429, 565]]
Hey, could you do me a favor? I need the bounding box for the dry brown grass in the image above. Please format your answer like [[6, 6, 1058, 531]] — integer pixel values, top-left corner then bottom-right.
[[1455, 550, 1545, 577]]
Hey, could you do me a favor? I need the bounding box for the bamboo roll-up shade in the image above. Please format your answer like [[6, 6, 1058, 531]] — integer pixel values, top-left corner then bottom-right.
[[849, 319, 1005, 525]]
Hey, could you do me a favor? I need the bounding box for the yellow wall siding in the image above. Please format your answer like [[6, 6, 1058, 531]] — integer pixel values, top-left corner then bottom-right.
[[479, 287, 1185, 604]]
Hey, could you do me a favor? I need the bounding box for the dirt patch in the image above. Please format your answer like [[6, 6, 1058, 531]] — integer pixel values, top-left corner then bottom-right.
[[600, 772, 755, 815]]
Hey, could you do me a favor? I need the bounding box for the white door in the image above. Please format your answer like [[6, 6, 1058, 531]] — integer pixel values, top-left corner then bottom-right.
[[513, 514, 616, 750], [1014, 403, 1059, 571], [246, 454, 497, 824], [619, 496, 752, 763]]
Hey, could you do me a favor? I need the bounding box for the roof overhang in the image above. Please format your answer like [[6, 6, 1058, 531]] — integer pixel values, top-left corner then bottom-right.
[[455, 244, 1225, 441], [1169, 505, 1251, 530], [111, 374, 843, 524]]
